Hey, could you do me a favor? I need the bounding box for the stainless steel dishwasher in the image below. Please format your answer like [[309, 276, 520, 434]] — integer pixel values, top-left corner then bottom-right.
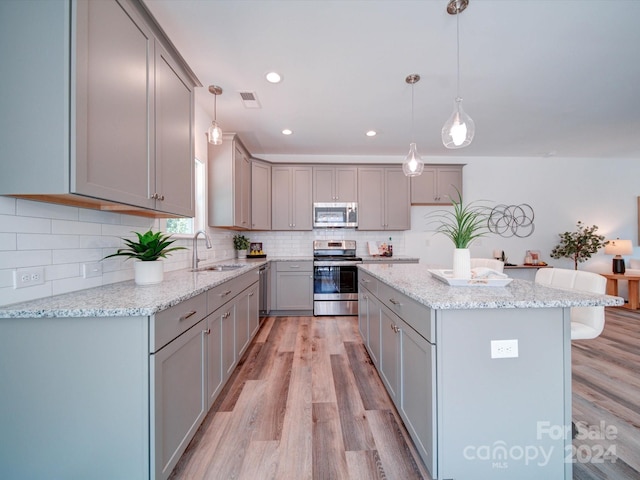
[[258, 263, 270, 318]]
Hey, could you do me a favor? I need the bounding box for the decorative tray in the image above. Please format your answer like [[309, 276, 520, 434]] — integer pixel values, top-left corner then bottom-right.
[[428, 269, 513, 287], [247, 254, 267, 258]]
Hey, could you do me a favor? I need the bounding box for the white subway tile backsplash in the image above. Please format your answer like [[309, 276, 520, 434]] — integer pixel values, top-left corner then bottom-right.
[[0, 282, 52, 306], [0, 270, 14, 288], [52, 248, 103, 265], [16, 199, 79, 221], [17, 233, 80, 251], [52, 275, 103, 297], [0, 250, 52, 269], [0, 214, 51, 234], [45, 263, 81, 281], [52, 219, 102, 236], [0, 196, 16, 215], [78, 207, 122, 225], [0, 233, 16, 250]]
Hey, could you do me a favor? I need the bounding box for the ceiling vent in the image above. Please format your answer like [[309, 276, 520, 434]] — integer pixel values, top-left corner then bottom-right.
[[239, 91, 261, 109]]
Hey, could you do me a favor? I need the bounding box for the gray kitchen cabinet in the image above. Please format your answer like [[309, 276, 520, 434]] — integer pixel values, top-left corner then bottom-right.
[[357, 166, 410, 230], [379, 303, 401, 404], [0, 267, 262, 480], [271, 166, 313, 230], [410, 164, 464, 205], [209, 134, 251, 229], [357, 289, 370, 347], [248, 283, 260, 336], [272, 261, 314, 311], [151, 319, 207, 480], [251, 159, 272, 230], [312, 166, 358, 202], [205, 313, 224, 409], [0, 0, 197, 218]]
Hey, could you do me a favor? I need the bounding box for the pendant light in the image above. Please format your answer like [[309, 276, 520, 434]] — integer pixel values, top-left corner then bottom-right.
[[207, 85, 223, 145], [403, 74, 424, 177], [442, 0, 475, 149]]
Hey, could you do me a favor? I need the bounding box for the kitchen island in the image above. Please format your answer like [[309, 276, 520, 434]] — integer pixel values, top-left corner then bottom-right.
[[357, 263, 622, 480]]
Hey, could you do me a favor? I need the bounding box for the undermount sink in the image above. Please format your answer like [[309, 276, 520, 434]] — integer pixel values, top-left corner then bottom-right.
[[191, 264, 245, 273]]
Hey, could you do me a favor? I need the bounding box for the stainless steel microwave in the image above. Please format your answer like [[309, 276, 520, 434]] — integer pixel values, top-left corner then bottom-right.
[[313, 202, 358, 228]]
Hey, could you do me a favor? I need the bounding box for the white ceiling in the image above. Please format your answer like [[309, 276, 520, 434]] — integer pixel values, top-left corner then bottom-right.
[[143, 0, 640, 160]]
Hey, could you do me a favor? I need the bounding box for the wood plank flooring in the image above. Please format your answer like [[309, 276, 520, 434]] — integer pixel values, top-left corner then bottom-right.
[[572, 307, 640, 480], [170, 315, 428, 480], [171, 309, 640, 480]]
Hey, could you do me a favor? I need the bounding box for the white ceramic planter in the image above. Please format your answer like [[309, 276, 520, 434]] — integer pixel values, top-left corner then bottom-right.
[[452, 248, 472, 279], [236, 249, 248, 259], [134, 260, 164, 285]]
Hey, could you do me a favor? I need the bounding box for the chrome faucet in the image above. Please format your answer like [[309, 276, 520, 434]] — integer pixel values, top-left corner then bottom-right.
[[192, 230, 212, 269]]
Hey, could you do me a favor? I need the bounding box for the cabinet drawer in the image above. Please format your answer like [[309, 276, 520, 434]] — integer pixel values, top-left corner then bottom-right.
[[150, 293, 207, 353], [276, 261, 312, 272], [207, 269, 259, 313], [358, 270, 378, 297], [377, 282, 434, 342]]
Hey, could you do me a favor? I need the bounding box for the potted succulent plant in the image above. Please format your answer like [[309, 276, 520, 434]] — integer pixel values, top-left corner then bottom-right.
[[233, 234, 251, 259], [103, 230, 185, 285], [426, 189, 491, 279]]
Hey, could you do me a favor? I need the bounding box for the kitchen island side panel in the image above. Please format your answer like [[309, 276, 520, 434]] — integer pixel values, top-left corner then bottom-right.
[[436, 307, 572, 479], [0, 316, 150, 480]]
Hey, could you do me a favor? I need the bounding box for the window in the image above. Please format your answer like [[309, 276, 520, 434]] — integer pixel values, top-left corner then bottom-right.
[[164, 158, 205, 235]]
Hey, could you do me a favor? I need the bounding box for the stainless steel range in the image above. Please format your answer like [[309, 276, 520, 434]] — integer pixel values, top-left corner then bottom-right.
[[313, 240, 362, 316]]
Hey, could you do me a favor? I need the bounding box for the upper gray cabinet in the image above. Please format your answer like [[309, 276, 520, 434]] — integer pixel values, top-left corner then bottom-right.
[[0, 0, 198, 218], [357, 167, 410, 230], [208, 134, 252, 229], [271, 165, 313, 231], [312, 166, 358, 203], [410, 165, 464, 205], [251, 159, 272, 231]]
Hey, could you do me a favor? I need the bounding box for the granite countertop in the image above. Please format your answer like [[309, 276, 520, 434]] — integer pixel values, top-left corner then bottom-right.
[[361, 255, 419, 263], [359, 263, 624, 310], [0, 258, 269, 319]]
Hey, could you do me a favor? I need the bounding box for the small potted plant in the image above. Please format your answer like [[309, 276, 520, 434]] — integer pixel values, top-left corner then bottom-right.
[[233, 234, 251, 259], [425, 189, 491, 279], [550, 221, 607, 270], [103, 230, 185, 285]]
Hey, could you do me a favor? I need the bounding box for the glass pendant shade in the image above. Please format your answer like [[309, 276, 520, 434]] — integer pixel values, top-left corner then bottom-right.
[[442, 97, 475, 149], [402, 143, 424, 177], [208, 120, 222, 145]]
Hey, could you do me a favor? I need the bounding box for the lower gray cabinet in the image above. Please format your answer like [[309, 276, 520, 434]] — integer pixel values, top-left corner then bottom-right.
[[151, 320, 207, 480], [379, 303, 401, 404], [206, 313, 223, 409], [399, 320, 436, 474], [272, 261, 313, 311]]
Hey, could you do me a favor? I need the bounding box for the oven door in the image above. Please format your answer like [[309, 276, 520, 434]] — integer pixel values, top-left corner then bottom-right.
[[313, 264, 359, 315]]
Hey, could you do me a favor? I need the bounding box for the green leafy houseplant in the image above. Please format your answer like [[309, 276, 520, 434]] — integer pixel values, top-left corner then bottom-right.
[[103, 230, 186, 262], [550, 221, 607, 270], [426, 189, 491, 248], [233, 234, 250, 250]]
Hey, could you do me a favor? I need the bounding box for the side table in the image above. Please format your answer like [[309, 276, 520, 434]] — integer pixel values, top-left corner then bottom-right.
[[602, 273, 640, 310]]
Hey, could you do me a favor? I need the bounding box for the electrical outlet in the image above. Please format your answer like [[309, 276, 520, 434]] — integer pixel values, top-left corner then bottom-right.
[[491, 339, 519, 359], [13, 267, 45, 289], [83, 262, 103, 279]]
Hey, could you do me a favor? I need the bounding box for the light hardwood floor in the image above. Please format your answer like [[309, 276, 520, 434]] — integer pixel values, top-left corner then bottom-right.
[[171, 309, 640, 480]]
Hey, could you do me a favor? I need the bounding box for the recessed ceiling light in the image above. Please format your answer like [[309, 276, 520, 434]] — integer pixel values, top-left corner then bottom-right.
[[366, 130, 377, 137], [282, 129, 293, 135], [266, 72, 282, 84]]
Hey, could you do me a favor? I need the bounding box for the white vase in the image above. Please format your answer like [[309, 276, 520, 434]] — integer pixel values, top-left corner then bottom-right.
[[236, 249, 247, 259], [134, 260, 164, 285], [452, 248, 471, 279]]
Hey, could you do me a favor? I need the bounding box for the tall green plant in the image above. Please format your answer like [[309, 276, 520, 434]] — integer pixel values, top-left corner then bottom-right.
[[426, 189, 491, 248], [550, 221, 607, 270], [103, 230, 185, 262]]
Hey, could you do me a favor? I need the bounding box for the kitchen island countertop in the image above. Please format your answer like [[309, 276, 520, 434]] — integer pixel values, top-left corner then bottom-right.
[[359, 263, 623, 310]]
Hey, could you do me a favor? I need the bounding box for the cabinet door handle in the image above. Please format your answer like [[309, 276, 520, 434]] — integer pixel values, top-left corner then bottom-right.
[[179, 310, 197, 321], [249, 292, 254, 297], [389, 298, 402, 306], [289, 265, 300, 269], [158, 194, 165, 201], [219, 290, 232, 297], [203, 328, 211, 335]]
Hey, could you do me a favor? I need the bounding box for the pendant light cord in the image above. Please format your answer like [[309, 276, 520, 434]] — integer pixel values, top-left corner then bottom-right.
[[213, 92, 217, 122], [456, 3, 461, 100], [411, 82, 415, 142]]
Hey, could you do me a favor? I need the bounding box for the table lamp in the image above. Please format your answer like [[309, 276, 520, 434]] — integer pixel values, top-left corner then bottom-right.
[[604, 239, 632, 274]]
